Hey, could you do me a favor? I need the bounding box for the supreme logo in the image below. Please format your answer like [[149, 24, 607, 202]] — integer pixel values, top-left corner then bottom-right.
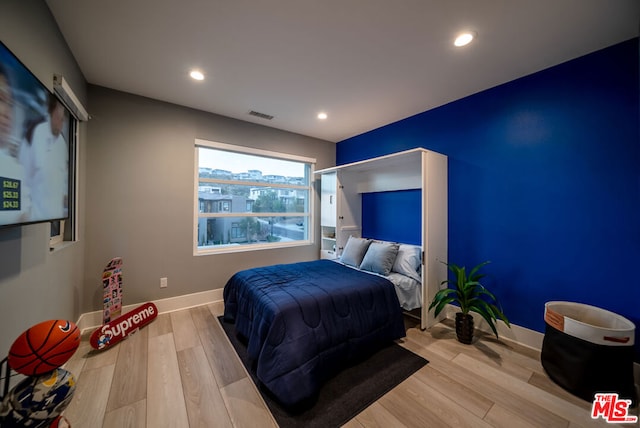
[[91, 302, 158, 350]]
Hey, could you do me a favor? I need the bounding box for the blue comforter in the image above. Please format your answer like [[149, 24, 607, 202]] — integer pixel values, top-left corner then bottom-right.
[[223, 259, 406, 408]]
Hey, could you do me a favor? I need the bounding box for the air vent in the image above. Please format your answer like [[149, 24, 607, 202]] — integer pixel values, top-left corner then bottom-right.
[[248, 110, 274, 120]]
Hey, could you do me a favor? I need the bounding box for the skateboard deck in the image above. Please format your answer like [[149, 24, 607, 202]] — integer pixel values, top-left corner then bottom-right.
[[102, 257, 123, 324], [90, 302, 158, 350]]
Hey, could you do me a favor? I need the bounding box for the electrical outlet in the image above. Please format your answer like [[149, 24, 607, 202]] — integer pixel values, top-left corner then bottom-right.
[[160, 277, 167, 288]]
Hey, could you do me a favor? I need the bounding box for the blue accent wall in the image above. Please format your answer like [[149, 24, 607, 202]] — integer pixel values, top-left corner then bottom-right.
[[362, 190, 422, 245], [338, 38, 640, 357]]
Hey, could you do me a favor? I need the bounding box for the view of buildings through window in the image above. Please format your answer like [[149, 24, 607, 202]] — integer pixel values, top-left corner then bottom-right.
[[195, 142, 313, 253]]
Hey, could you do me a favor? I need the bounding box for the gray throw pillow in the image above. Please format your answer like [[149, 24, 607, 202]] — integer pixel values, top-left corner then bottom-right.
[[392, 244, 422, 282], [359, 241, 400, 276], [340, 236, 372, 268]]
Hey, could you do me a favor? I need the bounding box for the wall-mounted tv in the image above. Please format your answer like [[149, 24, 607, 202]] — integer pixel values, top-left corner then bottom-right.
[[0, 41, 72, 229]]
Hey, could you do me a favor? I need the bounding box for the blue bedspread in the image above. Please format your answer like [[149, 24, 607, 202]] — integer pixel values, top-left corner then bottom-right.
[[223, 259, 406, 408]]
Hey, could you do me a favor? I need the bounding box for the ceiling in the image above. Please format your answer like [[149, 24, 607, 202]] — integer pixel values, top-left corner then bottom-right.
[[46, 1, 639, 143]]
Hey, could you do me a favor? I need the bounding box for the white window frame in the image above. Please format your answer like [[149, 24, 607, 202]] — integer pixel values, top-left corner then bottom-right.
[[193, 139, 315, 255], [49, 104, 81, 250], [49, 219, 65, 246]]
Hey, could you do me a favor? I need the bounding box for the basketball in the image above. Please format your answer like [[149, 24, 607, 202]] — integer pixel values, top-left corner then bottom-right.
[[0, 368, 76, 427], [7, 320, 80, 376]]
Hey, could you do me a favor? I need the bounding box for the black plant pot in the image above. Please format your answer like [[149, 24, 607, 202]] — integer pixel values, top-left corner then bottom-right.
[[455, 312, 474, 344]]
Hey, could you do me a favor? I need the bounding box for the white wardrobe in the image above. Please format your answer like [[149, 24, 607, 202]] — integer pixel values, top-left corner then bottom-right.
[[316, 148, 448, 329]]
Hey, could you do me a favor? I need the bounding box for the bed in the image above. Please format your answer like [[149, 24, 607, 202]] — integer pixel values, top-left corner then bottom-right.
[[223, 238, 421, 408]]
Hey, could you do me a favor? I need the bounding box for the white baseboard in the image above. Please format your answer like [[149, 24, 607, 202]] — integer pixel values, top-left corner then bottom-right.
[[442, 304, 640, 390], [442, 304, 543, 351], [76, 288, 224, 333], [77, 294, 640, 390]]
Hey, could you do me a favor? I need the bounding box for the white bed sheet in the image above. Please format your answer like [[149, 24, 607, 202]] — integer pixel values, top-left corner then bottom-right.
[[332, 260, 422, 311], [387, 272, 422, 311]]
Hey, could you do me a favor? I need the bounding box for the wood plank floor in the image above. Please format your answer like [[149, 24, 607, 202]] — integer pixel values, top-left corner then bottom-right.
[[61, 302, 637, 427]]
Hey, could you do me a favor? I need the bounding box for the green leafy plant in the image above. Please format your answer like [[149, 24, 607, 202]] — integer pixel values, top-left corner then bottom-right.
[[429, 261, 510, 339]]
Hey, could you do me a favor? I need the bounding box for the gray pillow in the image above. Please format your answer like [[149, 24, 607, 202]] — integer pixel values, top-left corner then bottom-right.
[[340, 236, 372, 268], [359, 241, 400, 276], [392, 244, 422, 282]]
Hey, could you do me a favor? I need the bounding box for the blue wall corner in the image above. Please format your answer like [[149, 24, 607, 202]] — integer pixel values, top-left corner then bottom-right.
[[338, 38, 640, 358]]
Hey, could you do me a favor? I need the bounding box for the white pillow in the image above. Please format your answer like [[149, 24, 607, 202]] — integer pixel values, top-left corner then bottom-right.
[[360, 241, 400, 276], [340, 236, 372, 268], [392, 244, 422, 282]]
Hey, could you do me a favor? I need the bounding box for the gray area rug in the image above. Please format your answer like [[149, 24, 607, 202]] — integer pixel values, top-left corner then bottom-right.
[[218, 316, 428, 428]]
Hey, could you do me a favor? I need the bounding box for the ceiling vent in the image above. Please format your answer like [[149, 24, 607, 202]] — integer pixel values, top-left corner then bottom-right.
[[248, 110, 274, 120]]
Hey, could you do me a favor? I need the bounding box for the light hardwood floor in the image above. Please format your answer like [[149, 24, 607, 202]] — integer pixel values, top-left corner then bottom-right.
[[62, 302, 637, 427]]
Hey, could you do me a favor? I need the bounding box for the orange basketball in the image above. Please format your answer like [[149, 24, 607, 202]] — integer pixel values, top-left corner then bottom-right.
[[8, 320, 80, 376]]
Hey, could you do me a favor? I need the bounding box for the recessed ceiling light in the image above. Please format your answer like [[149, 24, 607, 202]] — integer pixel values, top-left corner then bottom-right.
[[190, 70, 205, 81], [454, 32, 475, 47], [317, 112, 328, 120]]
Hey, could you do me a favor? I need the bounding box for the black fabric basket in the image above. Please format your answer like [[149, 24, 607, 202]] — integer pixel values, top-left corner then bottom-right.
[[542, 324, 636, 404], [541, 301, 636, 405]]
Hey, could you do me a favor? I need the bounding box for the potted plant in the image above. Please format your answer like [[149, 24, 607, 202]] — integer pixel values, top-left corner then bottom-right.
[[428, 261, 509, 344]]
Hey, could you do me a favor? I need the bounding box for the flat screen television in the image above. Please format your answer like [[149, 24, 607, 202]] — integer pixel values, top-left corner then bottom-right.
[[0, 41, 72, 229]]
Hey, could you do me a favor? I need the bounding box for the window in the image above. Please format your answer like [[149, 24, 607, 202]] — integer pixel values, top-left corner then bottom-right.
[[49, 100, 80, 248], [194, 139, 315, 254], [49, 219, 65, 246]]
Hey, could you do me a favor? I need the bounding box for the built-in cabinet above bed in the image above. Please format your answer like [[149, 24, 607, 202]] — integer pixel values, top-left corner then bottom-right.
[[316, 148, 448, 329]]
